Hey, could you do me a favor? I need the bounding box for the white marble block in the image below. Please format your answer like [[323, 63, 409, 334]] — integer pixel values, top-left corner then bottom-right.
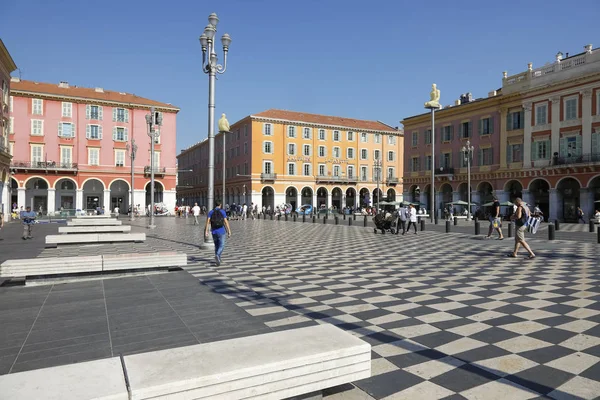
[[0, 256, 103, 277], [59, 226, 131, 234], [102, 252, 187, 271]]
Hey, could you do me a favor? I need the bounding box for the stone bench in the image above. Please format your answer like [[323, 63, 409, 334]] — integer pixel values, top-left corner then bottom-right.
[[0, 324, 370, 400], [58, 225, 131, 234], [75, 214, 113, 218], [45, 233, 145, 246], [0, 252, 187, 278], [67, 219, 122, 226]]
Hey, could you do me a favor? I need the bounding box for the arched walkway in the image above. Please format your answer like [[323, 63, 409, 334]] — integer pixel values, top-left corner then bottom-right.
[[387, 188, 396, 202], [10, 177, 18, 208], [557, 177, 581, 222], [504, 180, 523, 203], [316, 187, 328, 208], [262, 186, 274, 211], [440, 183, 453, 210], [25, 178, 49, 214], [345, 187, 356, 208], [359, 188, 370, 208], [457, 182, 469, 203], [145, 181, 164, 207], [83, 179, 105, 211], [372, 188, 383, 208], [331, 187, 343, 209], [589, 176, 600, 214], [110, 180, 130, 213], [55, 178, 77, 212], [301, 187, 313, 206], [477, 182, 494, 206], [285, 186, 298, 210], [529, 179, 550, 218]]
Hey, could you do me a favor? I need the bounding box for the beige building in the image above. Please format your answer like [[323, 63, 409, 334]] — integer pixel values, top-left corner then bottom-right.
[[0, 39, 17, 220]]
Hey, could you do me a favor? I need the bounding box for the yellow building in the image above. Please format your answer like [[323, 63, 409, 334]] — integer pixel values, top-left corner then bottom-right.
[[178, 109, 403, 211]]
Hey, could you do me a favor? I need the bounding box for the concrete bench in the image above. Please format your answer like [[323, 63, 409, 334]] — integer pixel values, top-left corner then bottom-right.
[[45, 233, 145, 246], [0, 256, 103, 278], [102, 252, 187, 271], [75, 214, 113, 219], [124, 324, 371, 399], [0, 325, 369, 400], [58, 225, 131, 234], [67, 219, 122, 226]]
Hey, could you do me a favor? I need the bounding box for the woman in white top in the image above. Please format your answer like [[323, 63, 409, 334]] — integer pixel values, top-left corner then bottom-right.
[[405, 204, 418, 234]]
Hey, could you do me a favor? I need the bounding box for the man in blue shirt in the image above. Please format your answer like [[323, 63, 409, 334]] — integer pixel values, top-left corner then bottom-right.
[[205, 202, 231, 266], [20, 206, 37, 240]]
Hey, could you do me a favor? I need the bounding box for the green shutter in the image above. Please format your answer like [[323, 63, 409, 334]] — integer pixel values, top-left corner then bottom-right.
[[532, 142, 538, 161], [490, 149, 494, 165], [478, 149, 482, 166], [592, 132, 599, 154], [459, 123, 464, 138], [112, 127, 117, 141], [86, 125, 90, 139], [489, 117, 494, 134], [519, 111, 524, 129], [545, 140, 551, 159], [478, 119, 483, 135], [58, 122, 62, 137], [450, 125, 454, 141], [575, 135, 582, 156], [468, 122, 472, 137], [507, 144, 513, 163], [507, 113, 513, 131], [559, 137, 566, 157]]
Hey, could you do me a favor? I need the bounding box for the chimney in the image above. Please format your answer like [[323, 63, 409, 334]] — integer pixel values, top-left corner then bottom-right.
[[10, 77, 20, 83], [58, 81, 69, 88], [585, 44, 593, 53], [455, 99, 461, 106], [95, 87, 104, 93], [488, 90, 497, 97]]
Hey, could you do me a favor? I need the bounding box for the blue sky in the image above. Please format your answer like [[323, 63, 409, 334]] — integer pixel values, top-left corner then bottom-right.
[[2, 0, 598, 150]]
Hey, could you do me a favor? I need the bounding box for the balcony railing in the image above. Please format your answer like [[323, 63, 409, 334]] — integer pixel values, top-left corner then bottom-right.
[[386, 177, 400, 185], [10, 160, 78, 172], [434, 166, 454, 175], [553, 153, 600, 166], [315, 174, 360, 184], [260, 173, 277, 181], [144, 166, 166, 176]]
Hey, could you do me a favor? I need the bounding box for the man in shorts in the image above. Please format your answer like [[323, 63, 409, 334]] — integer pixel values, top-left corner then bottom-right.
[[508, 197, 535, 259], [485, 195, 504, 240]]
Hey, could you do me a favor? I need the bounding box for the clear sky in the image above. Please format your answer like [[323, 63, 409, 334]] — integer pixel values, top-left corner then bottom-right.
[[2, 0, 598, 151]]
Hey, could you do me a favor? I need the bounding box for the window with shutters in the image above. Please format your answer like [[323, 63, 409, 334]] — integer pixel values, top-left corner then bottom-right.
[[244, 142, 248, 154], [333, 146, 340, 158], [32, 99, 43, 115], [424, 129, 432, 144], [374, 149, 380, 160], [387, 167, 395, 179], [303, 144, 311, 156], [60, 147, 72, 166], [31, 119, 43, 136], [507, 144, 522, 163], [87, 105, 102, 120], [591, 132, 600, 155], [388, 135, 396, 145], [532, 140, 550, 160], [560, 135, 581, 158], [303, 163, 311, 176], [319, 164, 326, 176], [347, 166, 355, 178], [360, 166, 368, 180], [263, 123, 272, 136], [114, 108, 129, 122], [361, 132, 368, 143], [412, 131, 418, 147], [318, 145, 326, 157], [31, 144, 43, 163], [479, 117, 493, 135], [388, 151, 395, 162], [87, 124, 102, 140], [318, 129, 326, 140], [411, 157, 420, 172], [347, 131, 354, 141], [1, 80, 7, 104], [564, 98, 578, 120], [425, 155, 432, 170], [263, 141, 273, 153], [58, 122, 74, 138], [460, 121, 472, 138], [287, 126, 296, 138], [347, 148, 354, 159], [62, 102, 72, 117], [88, 148, 99, 165], [507, 110, 524, 130], [535, 104, 547, 125], [442, 125, 453, 141], [303, 127, 312, 139], [479, 148, 493, 166], [333, 130, 340, 141], [115, 150, 126, 167], [374, 134, 381, 144], [333, 165, 341, 177], [361, 148, 368, 160], [263, 161, 272, 174], [113, 127, 127, 142], [441, 153, 452, 169], [287, 143, 296, 155]]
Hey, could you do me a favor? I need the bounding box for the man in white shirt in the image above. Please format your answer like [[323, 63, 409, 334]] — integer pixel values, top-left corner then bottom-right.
[[114, 206, 120, 219], [192, 202, 201, 225], [242, 203, 248, 220]]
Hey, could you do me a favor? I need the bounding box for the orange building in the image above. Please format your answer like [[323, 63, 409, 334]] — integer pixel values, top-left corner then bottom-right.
[[178, 109, 403, 211]]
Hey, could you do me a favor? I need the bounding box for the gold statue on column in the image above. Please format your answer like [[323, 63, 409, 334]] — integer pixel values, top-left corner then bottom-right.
[[424, 84, 441, 108], [218, 113, 230, 132]]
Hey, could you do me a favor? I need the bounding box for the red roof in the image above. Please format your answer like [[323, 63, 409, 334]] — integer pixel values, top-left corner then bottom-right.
[[10, 79, 179, 111], [253, 109, 399, 133]]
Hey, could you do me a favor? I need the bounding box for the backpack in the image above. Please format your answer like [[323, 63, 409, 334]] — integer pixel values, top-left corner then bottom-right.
[[210, 208, 224, 229]]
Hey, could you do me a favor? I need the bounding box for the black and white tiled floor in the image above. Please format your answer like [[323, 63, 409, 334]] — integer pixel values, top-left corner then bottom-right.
[[23, 217, 600, 399]]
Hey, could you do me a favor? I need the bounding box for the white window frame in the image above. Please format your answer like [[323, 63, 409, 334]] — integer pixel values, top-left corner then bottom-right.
[[31, 144, 44, 163], [31, 119, 44, 136], [347, 131, 354, 141], [58, 122, 75, 138], [287, 143, 296, 155], [115, 149, 126, 167], [88, 148, 100, 166], [387, 135, 396, 145], [303, 163, 311, 176], [303, 127, 312, 139], [87, 124, 102, 140], [564, 96, 578, 121], [360, 132, 368, 143], [347, 165, 355, 178], [318, 129, 326, 140], [318, 164, 326, 176], [387, 167, 395, 179], [152, 151, 160, 167], [9, 117, 14, 134], [374, 134, 381, 144], [347, 148, 354, 159], [60, 146, 73, 166], [113, 127, 128, 142], [333, 130, 340, 141], [263, 161, 273, 174], [360, 166, 368, 180], [263, 123, 272, 136], [374, 149, 380, 160], [9, 95, 13, 112], [287, 162, 296, 176], [303, 144, 311, 156], [333, 165, 341, 177], [263, 140, 273, 154], [9, 142, 14, 155], [535, 103, 547, 125], [114, 107, 129, 123], [86, 104, 103, 120], [333, 146, 341, 158], [388, 151, 395, 162], [32, 99, 43, 115], [1, 80, 6, 104], [318, 145, 326, 157], [62, 102, 72, 117], [287, 126, 296, 138], [360, 148, 368, 160]]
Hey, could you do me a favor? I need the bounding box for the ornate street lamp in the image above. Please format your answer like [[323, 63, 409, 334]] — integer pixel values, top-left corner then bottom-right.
[[145, 107, 162, 229], [461, 140, 474, 220], [425, 84, 442, 222], [126, 138, 138, 221]]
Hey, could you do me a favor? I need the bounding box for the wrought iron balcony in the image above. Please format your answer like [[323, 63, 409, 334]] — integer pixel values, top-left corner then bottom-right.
[[10, 160, 78, 174], [260, 173, 277, 181], [315, 174, 352, 184], [386, 177, 400, 185], [552, 153, 600, 166], [144, 166, 166, 176], [346, 174, 358, 183]]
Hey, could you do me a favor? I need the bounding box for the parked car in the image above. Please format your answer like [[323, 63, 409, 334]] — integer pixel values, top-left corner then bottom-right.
[[296, 204, 313, 215]]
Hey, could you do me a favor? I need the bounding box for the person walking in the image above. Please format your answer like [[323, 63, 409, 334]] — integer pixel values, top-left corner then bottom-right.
[[406, 204, 418, 234], [242, 203, 248, 220], [397, 203, 407, 235], [20, 206, 37, 240], [508, 197, 535, 259], [192, 202, 201, 225], [577, 207, 586, 223], [205, 202, 231, 266], [485, 195, 504, 240]]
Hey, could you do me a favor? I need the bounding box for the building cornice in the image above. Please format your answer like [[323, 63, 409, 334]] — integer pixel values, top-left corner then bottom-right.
[[250, 115, 402, 136], [0, 40, 17, 73], [10, 89, 180, 113], [401, 96, 503, 127]]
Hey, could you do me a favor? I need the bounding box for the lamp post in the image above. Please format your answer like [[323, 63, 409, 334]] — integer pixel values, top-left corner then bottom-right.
[[221, 130, 230, 206], [199, 13, 232, 213], [425, 85, 442, 223], [145, 107, 162, 229], [462, 140, 474, 220], [126, 139, 138, 221], [374, 158, 382, 214]]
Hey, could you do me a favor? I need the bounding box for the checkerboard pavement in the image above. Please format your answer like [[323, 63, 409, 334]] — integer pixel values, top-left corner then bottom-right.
[[15, 217, 600, 399]]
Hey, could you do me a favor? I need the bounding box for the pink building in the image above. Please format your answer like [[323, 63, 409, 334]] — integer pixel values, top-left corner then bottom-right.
[[7, 78, 179, 215]]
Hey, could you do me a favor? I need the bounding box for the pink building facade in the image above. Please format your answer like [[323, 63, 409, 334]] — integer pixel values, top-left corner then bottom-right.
[[7, 79, 179, 215]]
